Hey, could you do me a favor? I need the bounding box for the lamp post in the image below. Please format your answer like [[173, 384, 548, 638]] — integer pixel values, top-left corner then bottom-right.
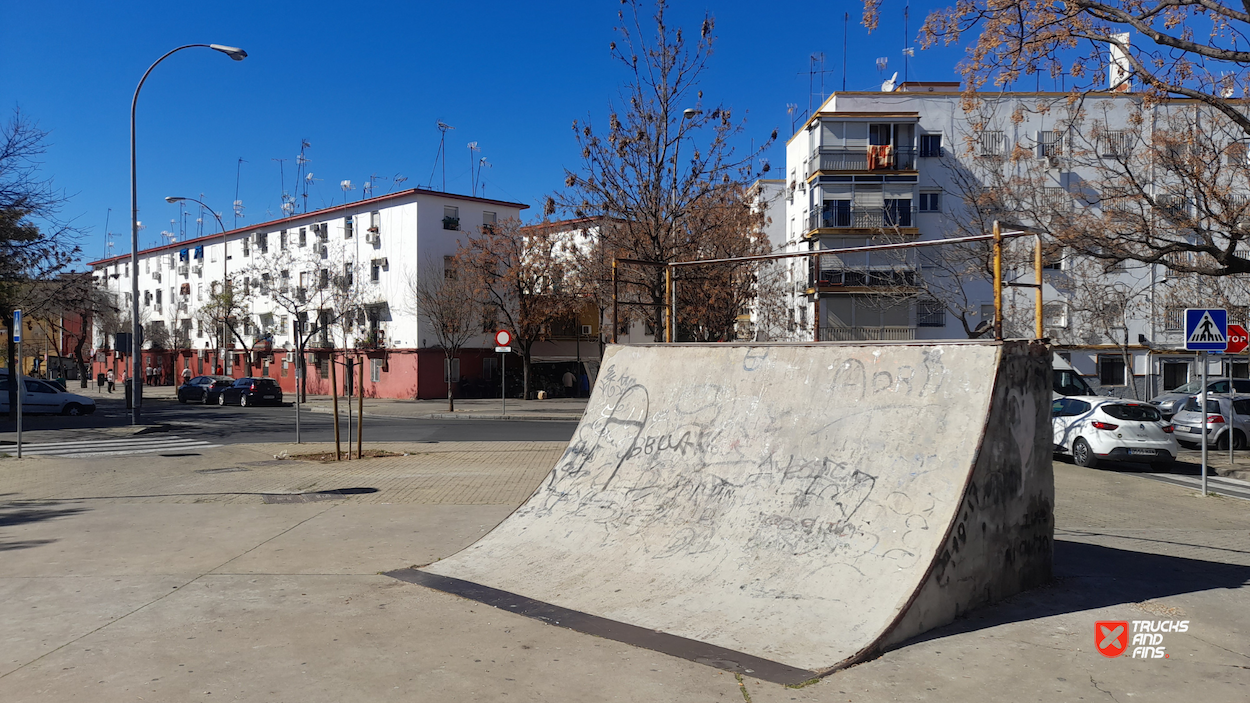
[[130, 43, 246, 425], [166, 196, 228, 376], [666, 107, 701, 343]]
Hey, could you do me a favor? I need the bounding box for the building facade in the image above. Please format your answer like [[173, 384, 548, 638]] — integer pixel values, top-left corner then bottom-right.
[[88, 188, 527, 399], [780, 82, 1250, 397]]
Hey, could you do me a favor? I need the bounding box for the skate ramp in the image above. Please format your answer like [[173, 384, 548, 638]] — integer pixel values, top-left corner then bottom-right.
[[396, 341, 1053, 683]]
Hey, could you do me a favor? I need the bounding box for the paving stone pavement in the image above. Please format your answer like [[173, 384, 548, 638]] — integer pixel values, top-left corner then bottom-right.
[[0, 445, 1248, 702]]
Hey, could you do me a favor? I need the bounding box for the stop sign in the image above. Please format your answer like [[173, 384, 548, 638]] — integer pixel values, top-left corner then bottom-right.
[[1228, 324, 1249, 354]]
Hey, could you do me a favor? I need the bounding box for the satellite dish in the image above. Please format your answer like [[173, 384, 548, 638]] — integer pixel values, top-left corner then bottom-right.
[[881, 71, 898, 92]]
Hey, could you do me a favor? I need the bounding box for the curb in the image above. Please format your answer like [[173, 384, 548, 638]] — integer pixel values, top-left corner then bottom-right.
[[301, 405, 582, 423]]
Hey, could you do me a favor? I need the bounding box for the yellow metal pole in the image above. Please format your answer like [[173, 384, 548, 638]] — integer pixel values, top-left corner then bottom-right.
[[665, 265, 673, 343], [1034, 234, 1044, 340], [993, 220, 1003, 341]]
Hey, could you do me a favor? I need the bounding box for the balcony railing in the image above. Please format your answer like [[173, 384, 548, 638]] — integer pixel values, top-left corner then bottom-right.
[[811, 268, 918, 288], [819, 325, 916, 342], [811, 145, 917, 172], [808, 207, 917, 231]]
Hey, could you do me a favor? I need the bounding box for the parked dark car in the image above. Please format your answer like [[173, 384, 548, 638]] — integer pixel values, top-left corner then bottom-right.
[[219, 377, 284, 407], [177, 375, 236, 405]]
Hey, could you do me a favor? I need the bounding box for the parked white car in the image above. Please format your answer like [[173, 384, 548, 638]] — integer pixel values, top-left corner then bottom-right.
[[1052, 396, 1177, 468], [0, 373, 97, 416], [1170, 394, 1250, 450]]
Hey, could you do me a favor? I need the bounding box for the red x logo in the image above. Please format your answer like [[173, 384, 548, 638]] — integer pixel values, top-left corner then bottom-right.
[[1096, 621, 1129, 658]]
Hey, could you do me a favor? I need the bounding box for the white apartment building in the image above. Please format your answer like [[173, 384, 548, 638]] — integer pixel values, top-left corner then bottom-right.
[[88, 187, 527, 399], [779, 81, 1250, 398]]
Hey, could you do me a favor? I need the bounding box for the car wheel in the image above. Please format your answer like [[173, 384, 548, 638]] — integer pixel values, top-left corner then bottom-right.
[[1216, 432, 1240, 451], [1072, 438, 1098, 468], [62, 403, 83, 416], [202, 391, 211, 405], [218, 393, 227, 406], [240, 394, 248, 408], [178, 393, 187, 404]]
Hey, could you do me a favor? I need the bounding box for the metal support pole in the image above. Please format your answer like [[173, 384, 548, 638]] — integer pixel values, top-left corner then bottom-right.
[[1034, 234, 1044, 340], [331, 355, 341, 461], [294, 361, 301, 444], [345, 357, 353, 460], [1201, 352, 1208, 496], [357, 358, 364, 459], [612, 259, 619, 344], [15, 336, 22, 458], [814, 296, 821, 342], [501, 352, 506, 416], [993, 221, 1004, 341], [665, 265, 674, 343]]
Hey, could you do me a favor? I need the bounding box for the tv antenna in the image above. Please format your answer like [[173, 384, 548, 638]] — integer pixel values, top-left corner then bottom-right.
[[295, 140, 311, 213], [876, 56, 889, 73], [364, 172, 388, 200], [233, 157, 246, 229], [429, 121, 455, 191], [389, 173, 408, 193], [340, 180, 355, 205], [103, 207, 112, 257], [786, 102, 799, 132], [797, 54, 835, 115], [903, 1, 913, 83], [468, 142, 481, 196]]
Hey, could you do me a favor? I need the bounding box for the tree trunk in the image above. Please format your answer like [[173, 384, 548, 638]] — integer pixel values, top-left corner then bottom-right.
[[522, 346, 532, 400], [298, 343, 308, 403]]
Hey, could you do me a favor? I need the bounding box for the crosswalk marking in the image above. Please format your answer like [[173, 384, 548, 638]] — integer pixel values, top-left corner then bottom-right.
[[12, 435, 220, 459]]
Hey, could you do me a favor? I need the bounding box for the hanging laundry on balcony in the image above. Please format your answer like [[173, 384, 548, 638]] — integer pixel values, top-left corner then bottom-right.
[[866, 144, 894, 170]]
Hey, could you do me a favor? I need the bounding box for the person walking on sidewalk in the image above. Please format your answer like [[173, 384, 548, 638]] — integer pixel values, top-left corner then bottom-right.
[[562, 370, 576, 397], [106, 369, 115, 393], [182, 367, 192, 384]]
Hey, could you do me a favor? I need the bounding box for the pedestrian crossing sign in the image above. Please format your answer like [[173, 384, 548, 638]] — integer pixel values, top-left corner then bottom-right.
[[1185, 308, 1228, 352]]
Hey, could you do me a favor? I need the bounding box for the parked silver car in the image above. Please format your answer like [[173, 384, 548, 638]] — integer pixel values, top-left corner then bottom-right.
[[1150, 378, 1250, 419], [1170, 394, 1250, 450]]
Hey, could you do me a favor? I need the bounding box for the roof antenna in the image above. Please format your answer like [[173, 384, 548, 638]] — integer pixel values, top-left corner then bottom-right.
[[438, 121, 455, 191], [233, 158, 246, 229]]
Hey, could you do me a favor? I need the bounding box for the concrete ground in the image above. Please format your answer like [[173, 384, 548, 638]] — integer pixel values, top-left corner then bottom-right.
[[1, 444, 1248, 702]]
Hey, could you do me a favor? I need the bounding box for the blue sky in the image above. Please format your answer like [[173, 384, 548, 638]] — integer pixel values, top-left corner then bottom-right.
[[2, 1, 974, 264]]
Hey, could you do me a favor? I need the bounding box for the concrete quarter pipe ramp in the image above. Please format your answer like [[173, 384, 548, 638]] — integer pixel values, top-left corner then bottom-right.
[[389, 341, 1053, 684]]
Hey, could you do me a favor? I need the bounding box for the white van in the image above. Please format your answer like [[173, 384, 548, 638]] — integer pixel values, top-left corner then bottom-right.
[[1053, 354, 1096, 398], [0, 371, 98, 416]]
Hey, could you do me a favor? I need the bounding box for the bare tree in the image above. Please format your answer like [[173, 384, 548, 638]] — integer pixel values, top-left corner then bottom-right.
[[2, 108, 81, 415], [412, 257, 480, 411], [558, 0, 775, 340], [456, 217, 580, 399]]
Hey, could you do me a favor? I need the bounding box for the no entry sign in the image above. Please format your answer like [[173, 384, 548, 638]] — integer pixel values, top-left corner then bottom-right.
[[495, 330, 512, 347]]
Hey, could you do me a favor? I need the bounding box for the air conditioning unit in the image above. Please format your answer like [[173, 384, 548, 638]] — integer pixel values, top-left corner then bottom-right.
[[191, 264, 202, 275], [1046, 154, 1062, 169], [365, 231, 380, 245], [286, 352, 295, 362], [152, 271, 161, 282]]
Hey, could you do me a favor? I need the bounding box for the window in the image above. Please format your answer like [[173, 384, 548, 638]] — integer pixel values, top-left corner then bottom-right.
[[1042, 187, 1070, 212], [483, 211, 497, 232], [370, 260, 381, 282], [918, 134, 943, 158], [980, 303, 996, 325], [1043, 302, 1068, 328], [918, 192, 941, 212], [1227, 140, 1249, 166], [155, 289, 162, 305], [344, 216, 354, 239], [370, 211, 380, 232], [443, 205, 460, 230], [1162, 361, 1188, 390], [916, 301, 946, 327], [370, 358, 383, 382], [280, 230, 288, 250], [1102, 404, 1162, 422], [1156, 195, 1189, 220], [1100, 130, 1133, 157], [299, 228, 307, 247], [318, 269, 329, 289], [977, 131, 1005, 157], [1099, 355, 1127, 386], [1042, 244, 1064, 270], [482, 356, 497, 380], [344, 262, 354, 287], [1038, 130, 1064, 157]]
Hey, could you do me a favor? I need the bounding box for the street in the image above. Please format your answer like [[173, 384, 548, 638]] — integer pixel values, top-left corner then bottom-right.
[[0, 394, 578, 449]]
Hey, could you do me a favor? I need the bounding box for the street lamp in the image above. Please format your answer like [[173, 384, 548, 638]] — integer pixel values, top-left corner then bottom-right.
[[667, 108, 701, 342], [129, 43, 246, 425], [167, 196, 228, 374]]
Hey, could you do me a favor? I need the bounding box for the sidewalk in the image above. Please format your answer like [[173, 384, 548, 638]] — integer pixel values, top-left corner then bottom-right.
[[124, 382, 588, 421], [1, 446, 1248, 702]]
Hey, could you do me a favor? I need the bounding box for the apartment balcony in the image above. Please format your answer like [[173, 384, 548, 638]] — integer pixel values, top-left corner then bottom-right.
[[807, 207, 917, 232], [819, 325, 916, 342], [810, 145, 917, 172], [810, 268, 918, 289]]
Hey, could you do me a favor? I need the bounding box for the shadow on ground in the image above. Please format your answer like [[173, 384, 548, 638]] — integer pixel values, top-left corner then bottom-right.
[[0, 500, 88, 551], [905, 540, 1250, 647]]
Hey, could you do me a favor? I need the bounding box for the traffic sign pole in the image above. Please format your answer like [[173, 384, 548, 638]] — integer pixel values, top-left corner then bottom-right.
[[13, 310, 21, 459], [1201, 353, 1208, 497]]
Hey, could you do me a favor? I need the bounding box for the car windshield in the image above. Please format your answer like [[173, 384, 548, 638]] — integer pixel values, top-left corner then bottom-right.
[[1182, 397, 1222, 413], [1172, 380, 1205, 394], [1102, 404, 1162, 422], [1053, 369, 1094, 396]]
